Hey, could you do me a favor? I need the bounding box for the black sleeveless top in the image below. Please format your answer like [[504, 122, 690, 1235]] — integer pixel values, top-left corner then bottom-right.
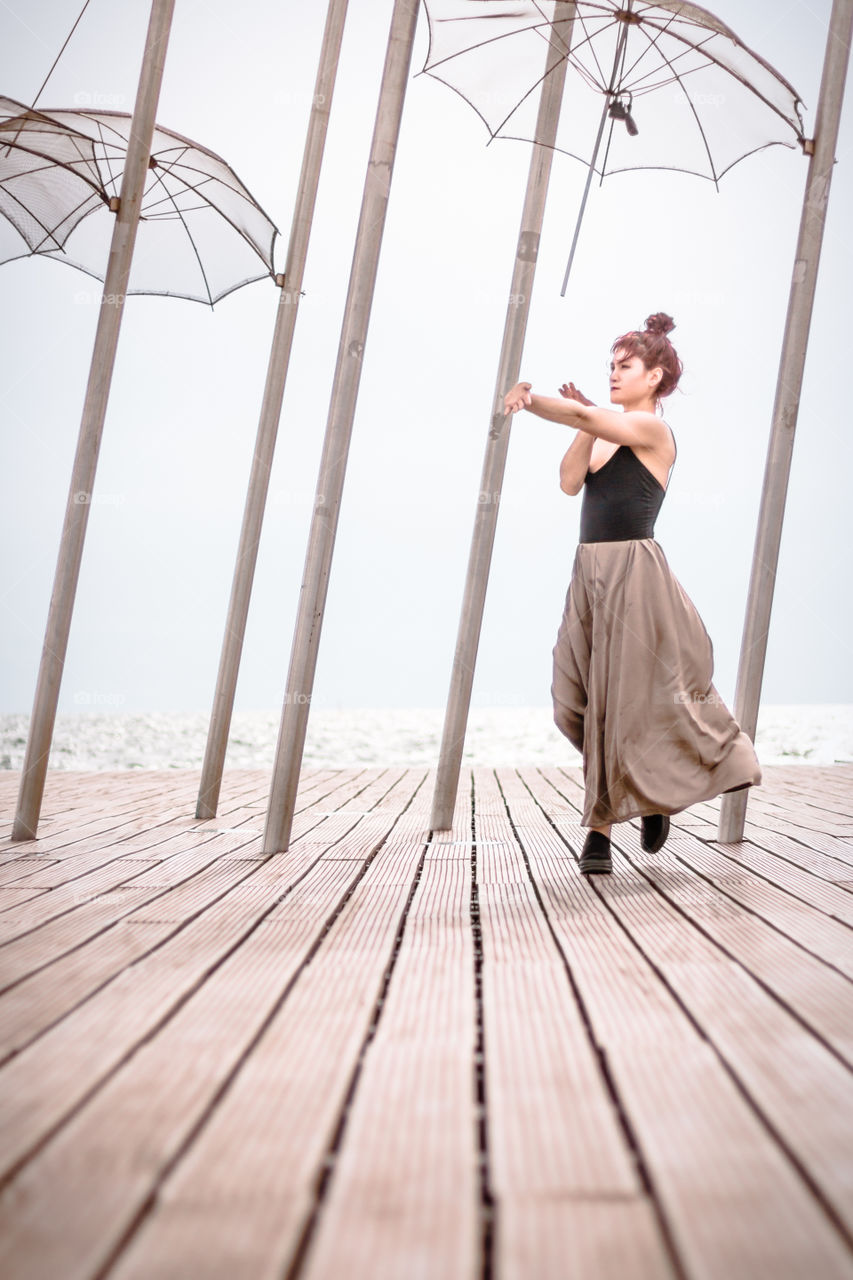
[[579, 440, 674, 544]]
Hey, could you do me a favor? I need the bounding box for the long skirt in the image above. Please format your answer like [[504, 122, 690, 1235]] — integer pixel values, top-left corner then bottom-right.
[[551, 537, 762, 828]]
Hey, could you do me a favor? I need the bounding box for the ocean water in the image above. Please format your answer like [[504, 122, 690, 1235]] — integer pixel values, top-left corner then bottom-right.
[[1, 705, 852, 771]]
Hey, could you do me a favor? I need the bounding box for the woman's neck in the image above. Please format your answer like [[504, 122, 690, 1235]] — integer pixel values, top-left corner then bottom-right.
[[622, 395, 658, 414]]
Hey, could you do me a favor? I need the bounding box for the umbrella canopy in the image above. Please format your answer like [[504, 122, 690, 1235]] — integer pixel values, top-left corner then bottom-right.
[[0, 94, 278, 304], [421, 1, 806, 292], [421, 0, 806, 180]]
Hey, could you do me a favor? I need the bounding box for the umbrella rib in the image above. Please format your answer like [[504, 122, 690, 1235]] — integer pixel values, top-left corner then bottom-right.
[[0, 182, 65, 250], [144, 165, 274, 269], [565, 9, 611, 88], [92, 120, 124, 195], [672, 70, 719, 184], [0, 136, 105, 199], [422, 10, 600, 76], [530, 0, 571, 56], [531, 7, 618, 89], [144, 165, 215, 303], [0, 146, 95, 187], [623, 31, 717, 93], [424, 3, 803, 140], [616, 5, 688, 87], [487, 9, 619, 141], [32, 185, 107, 252], [622, 19, 803, 134]]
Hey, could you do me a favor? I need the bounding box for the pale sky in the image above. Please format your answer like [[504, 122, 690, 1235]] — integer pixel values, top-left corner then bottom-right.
[[1, 0, 851, 717]]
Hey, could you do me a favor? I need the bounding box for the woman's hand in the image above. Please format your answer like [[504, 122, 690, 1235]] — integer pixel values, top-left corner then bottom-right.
[[504, 381, 533, 415], [559, 382, 594, 406]]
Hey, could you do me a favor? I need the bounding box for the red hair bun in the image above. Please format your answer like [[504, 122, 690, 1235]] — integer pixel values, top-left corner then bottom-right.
[[645, 312, 676, 336]]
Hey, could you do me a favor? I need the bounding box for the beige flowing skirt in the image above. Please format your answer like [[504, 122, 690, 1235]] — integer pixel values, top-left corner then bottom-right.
[[551, 538, 762, 827]]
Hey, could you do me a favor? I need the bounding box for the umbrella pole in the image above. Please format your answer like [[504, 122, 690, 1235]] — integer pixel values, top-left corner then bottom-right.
[[718, 0, 853, 844], [195, 0, 350, 820], [262, 0, 420, 854], [559, 97, 610, 297], [11, 0, 175, 842], [430, 4, 576, 831], [560, 11, 631, 298]]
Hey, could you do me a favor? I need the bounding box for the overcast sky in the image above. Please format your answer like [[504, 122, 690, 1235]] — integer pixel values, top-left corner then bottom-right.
[[1, 0, 851, 718]]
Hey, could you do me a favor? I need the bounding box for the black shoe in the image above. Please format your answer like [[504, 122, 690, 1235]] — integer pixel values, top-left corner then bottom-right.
[[580, 831, 612, 875], [641, 814, 670, 853]]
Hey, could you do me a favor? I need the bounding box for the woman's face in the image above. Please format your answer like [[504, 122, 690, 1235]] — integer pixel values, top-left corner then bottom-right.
[[609, 348, 660, 406]]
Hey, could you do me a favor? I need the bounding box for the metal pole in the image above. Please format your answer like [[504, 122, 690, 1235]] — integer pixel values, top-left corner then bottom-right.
[[11, 0, 175, 842], [430, 5, 576, 830], [196, 0, 350, 820], [718, 0, 853, 843], [262, 0, 420, 854]]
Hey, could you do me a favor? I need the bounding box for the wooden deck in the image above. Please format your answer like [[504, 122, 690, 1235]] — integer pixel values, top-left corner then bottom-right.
[[1, 763, 852, 1279]]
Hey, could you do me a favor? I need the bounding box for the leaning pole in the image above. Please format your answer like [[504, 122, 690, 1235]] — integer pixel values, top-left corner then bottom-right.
[[430, 4, 576, 830], [263, 0, 420, 854], [718, 0, 853, 843], [12, 0, 175, 842], [196, 0, 350, 820]]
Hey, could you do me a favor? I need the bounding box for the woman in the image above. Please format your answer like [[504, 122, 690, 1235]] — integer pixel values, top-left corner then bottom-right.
[[504, 313, 761, 876]]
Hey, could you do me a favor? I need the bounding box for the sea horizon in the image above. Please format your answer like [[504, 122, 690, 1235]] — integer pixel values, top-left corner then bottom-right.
[[2, 704, 852, 771]]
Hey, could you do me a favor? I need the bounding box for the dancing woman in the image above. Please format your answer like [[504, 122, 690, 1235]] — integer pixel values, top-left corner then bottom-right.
[[504, 313, 761, 876]]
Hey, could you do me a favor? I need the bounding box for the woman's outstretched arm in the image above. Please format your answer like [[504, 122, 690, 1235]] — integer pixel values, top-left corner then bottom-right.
[[504, 381, 663, 448]]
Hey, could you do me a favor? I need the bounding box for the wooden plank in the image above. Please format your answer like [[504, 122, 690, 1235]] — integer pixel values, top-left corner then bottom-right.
[[0, 773, 209, 857], [532, 768, 850, 1049], [0, 772, 389, 989], [0, 764, 851, 1279], [507, 767, 853, 1279], [474, 768, 676, 1280], [651, 834, 853, 979], [723, 824, 853, 883], [0, 772, 429, 1279], [520, 772, 853, 1062], [593, 836, 853, 1238], [14, 772, 431, 1280], [0, 857, 63, 888], [545, 767, 853, 978], [697, 793, 853, 859], [0, 770, 421, 1133], [0, 771, 395, 1057], [704, 838, 853, 920], [296, 774, 479, 1280], [0, 769, 331, 862], [625, 834, 853, 1064]]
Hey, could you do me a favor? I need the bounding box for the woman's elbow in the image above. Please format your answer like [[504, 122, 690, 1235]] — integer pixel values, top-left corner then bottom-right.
[[560, 476, 582, 496]]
